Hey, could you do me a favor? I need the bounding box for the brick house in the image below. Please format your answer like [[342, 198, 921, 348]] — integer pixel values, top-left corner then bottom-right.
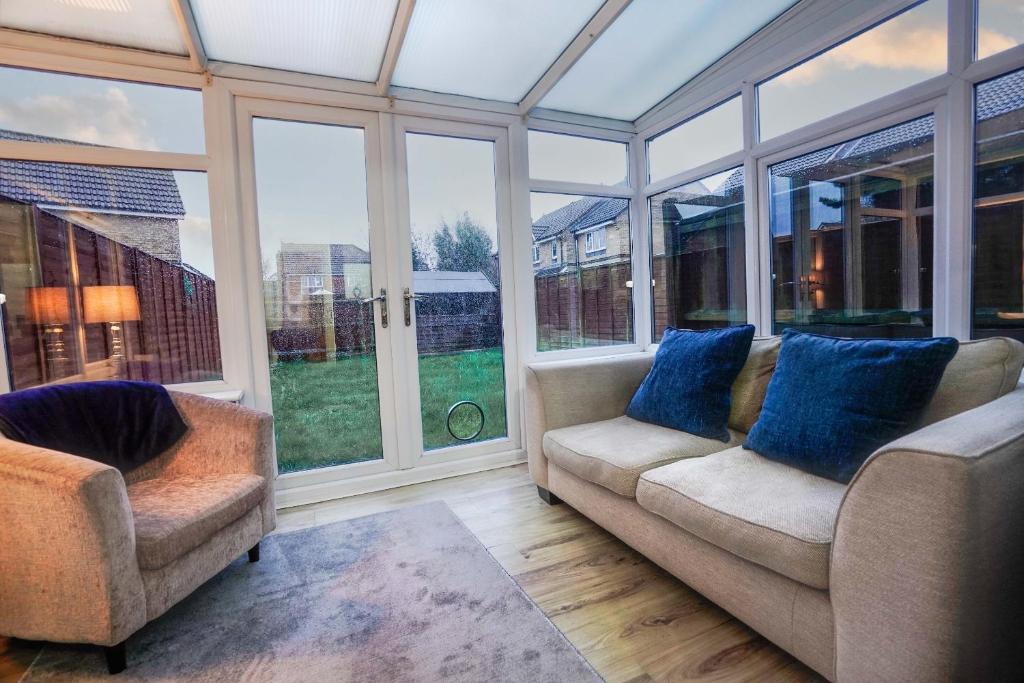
[[531, 196, 630, 277]]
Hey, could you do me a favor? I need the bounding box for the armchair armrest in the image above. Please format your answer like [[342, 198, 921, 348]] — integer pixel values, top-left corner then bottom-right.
[[0, 441, 146, 646], [164, 392, 277, 533], [830, 387, 1024, 682], [524, 353, 653, 488]]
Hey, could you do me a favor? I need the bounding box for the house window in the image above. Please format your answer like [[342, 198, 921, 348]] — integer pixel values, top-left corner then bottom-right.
[[973, 68, 1024, 342], [650, 167, 746, 340], [531, 193, 633, 350], [647, 97, 743, 183], [768, 115, 935, 337], [757, 0, 947, 141], [301, 274, 325, 294], [532, 244, 541, 263]]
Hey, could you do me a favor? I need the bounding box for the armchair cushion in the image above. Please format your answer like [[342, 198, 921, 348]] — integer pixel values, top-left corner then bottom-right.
[[128, 474, 265, 570]]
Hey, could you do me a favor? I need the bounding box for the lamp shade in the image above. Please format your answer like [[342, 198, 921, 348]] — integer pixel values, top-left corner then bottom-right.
[[83, 285, 141, 324], [26, 286, 71, 325]]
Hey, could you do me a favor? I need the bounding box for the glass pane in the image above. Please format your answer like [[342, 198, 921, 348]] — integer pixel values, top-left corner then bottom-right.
[[393, 0, 603, 101], [0, 66, 204, 153], [540, 0, 795, 120], [973, 68, 1024, 341], [0, 161, 220, 389], [531, 192, 633, 350], [406, 133, 507, 451], [528, 131, 627, 187], [758, 0, 947, 141], [768, 115, 935, 337], [191, 0, 399, 81], [650, 167, 746, 341], [977, 0, 1024, 59], [0, 0, 187, 55], [648, 97, 742, 183], [253, 118, 382, 473]]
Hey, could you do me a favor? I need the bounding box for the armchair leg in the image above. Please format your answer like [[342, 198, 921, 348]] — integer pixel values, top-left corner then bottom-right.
[[247, 543, 260, 563], [537, 486, 562, 506], [104, 641, 126, 675]]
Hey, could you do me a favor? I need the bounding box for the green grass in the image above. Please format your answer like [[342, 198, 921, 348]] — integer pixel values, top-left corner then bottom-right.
[[270, 347, 507, 473]]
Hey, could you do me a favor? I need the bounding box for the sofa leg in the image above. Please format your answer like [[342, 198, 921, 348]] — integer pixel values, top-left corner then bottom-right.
[[104, 641, 126, 675], [248, 543, 260, 563], [537, 486, 562, 506]]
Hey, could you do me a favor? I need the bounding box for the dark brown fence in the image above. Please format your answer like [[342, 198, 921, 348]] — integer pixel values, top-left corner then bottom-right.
[[535, 262, 633, 350]]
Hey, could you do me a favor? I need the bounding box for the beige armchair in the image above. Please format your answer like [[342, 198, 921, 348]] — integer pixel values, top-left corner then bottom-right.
[[0, 391, 276, 674]]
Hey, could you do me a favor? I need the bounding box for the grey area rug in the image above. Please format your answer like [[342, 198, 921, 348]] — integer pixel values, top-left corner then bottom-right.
[[22, 501, 600, 682]]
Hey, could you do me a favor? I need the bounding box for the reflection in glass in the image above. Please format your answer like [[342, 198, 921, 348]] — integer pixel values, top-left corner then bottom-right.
[[531, 193, 633, 350], [647, 97, 743, 183], [0, 159, 219, 389], [253, 118, 383, 473], [528, 131, 627, 187], [649, 168, 746, 341], [973, 68, 1024, 341], [406, 133, 507, 451], [758, 0, 947, 140], [977, 0, 1024, 60], [769, 116, 935, 337]]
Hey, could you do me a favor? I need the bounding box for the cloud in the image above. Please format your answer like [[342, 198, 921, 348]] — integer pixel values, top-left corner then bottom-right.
[[178, 214, 215, 278], [0, 86, 159, 150], [977, 28, 1018, 58], [774, 22, 946, 88]]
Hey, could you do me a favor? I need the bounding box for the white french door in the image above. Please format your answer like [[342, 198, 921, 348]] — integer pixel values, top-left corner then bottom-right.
[[234, 100, 521, 500]]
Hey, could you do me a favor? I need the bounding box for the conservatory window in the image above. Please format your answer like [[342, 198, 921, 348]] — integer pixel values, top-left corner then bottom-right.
[[973, 68, 1024, 341], [528, 131, 627, 187], [768, 116, 935, 338], [758, 0, 947, 140], [649, 168, 746, 341], [976, 0, 1024, 60], [647, 97, 743, 183]]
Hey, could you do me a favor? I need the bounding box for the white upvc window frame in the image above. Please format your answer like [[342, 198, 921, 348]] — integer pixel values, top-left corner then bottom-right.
[[299, 274, 325, 294], [583, 226, 607, 254], [531, 243, 541, 263]]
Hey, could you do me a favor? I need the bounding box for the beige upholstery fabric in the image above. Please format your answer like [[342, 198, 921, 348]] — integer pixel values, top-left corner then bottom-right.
[[0, 393, 275, 648], [921, 336, 1024, 425], [141, 506, 264, 621], [637, 447, 844, 589], [130, 474, 265, 569], [548, 464, 835, 681], [728, 336, 781, 433], [524, 353, 654, 489], [831, 386, 1024, 682], [544, 416, 741, 497]]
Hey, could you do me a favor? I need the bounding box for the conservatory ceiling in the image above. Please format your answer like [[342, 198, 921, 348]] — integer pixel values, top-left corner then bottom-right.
[[0, 0, 800, 123]]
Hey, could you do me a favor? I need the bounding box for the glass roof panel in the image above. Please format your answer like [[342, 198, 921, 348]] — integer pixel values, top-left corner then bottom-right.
[[190, 0, 399, 82], [392, 0, 603, 102], [540, 0, 796, 121], [0, 0, 187, 55]]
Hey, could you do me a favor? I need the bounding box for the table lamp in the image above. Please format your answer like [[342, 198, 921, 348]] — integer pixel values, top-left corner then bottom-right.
[[83, 285, 141, 362], [26, 286, 71, 377]]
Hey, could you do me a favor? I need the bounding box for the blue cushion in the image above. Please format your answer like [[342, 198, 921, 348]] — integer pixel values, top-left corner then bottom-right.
[[627, 325, 755, 441], [744, 330, 958, 483]]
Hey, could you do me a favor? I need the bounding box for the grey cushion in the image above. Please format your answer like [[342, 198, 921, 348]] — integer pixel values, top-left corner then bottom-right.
[[129, 474, 265, 569], [636, 447, 846, 589], [543, 415, 741, 497], [922, 337, 1024, 425], [728, 336, 782, 433]]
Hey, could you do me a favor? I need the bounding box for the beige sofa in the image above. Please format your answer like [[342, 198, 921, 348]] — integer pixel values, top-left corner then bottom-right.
[[525, 336, 1024, 682], [0, 392, 276, 673]]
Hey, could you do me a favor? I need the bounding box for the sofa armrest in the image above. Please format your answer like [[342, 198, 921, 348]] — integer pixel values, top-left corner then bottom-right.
[[524, 353, 653, 488], [165, 392, 277, 533], [0, 441, 146, 645], [830, 387, 1024, 682]]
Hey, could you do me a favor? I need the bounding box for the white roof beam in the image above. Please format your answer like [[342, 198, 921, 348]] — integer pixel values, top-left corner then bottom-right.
[[517, 0, 632, 116], [171, 0, 207, 72], [377, 0, 416, 95]]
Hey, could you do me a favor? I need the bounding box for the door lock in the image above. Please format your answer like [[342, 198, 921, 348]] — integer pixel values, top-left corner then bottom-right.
[[403, 287, 423, 327], [361, 288, 389, 328]]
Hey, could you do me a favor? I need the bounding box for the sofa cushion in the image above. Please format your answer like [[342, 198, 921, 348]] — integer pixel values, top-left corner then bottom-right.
[[543, 415, 742, 497], [728, 336, 782, 433], [129, 474, 265, 569], [636, 447, 846, 589], [922, 336, 1024, 425]]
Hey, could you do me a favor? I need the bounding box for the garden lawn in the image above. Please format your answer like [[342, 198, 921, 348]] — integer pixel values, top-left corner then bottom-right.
[[270, 347, 507, 473]]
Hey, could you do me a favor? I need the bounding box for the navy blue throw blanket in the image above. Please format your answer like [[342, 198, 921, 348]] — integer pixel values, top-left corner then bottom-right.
[[0, 380, 189, 473]]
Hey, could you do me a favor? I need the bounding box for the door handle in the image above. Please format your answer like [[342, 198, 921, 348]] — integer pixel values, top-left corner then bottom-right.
[[361, 288, 388, 328], [403, 287, 423, 327]]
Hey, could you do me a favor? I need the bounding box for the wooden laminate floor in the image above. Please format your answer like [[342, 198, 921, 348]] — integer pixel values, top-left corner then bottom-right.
[[1, 464, 822, 682]]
